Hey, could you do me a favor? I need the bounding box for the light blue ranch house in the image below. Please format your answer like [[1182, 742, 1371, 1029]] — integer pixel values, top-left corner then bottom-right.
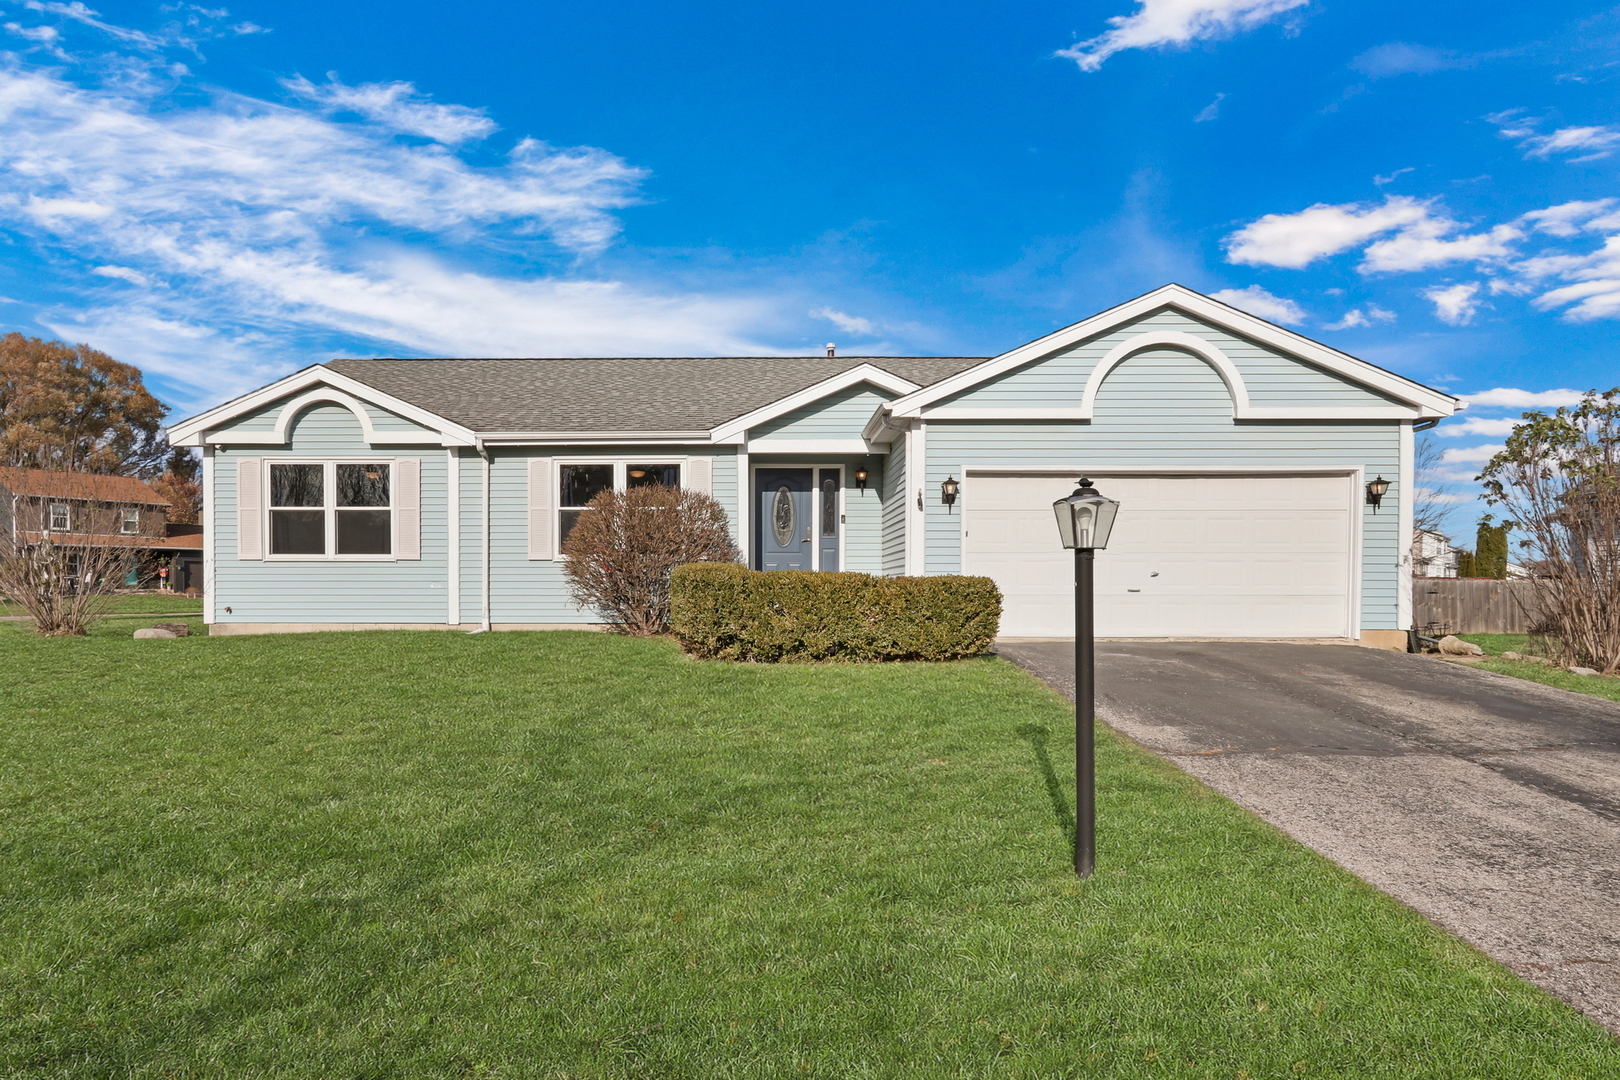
[[169, 285, 1458, 647]]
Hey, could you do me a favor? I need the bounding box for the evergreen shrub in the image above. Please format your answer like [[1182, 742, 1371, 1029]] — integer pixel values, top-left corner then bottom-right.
[[670, 563, 1001, 662]]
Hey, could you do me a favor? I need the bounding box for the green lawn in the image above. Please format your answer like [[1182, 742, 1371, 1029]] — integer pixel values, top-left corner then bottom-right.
[[0, 593, 204, 618], [1458, 634, 1620, 703], [2, 626, 1616, 1078]]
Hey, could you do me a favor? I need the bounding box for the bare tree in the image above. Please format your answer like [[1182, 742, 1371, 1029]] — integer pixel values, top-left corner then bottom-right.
[[561, 484, 739, 635], [0, 489, 165, 635], [1413, 431, 1453, 536], [1479, 390, 1620, 673]]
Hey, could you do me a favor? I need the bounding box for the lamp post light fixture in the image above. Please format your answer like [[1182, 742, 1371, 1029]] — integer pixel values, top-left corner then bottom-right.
[[1052, 477, 1120, 879], [1365, 475, 1390, 512], [941, 476, 960, 510]]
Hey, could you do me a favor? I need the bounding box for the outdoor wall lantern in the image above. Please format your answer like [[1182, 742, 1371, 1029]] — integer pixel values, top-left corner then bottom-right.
[[941, 476, 960, 510], [854, 466, 869, 493], [1365, 475, 1390, 512], [1052, 477, 1121, 880]]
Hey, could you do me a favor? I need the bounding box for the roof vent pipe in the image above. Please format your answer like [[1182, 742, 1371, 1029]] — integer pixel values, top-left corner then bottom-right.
[[826, 343, 836, 357]]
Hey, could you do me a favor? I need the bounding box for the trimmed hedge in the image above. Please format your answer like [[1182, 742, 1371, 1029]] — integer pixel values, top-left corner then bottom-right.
[[670, 563, 1002, 662]]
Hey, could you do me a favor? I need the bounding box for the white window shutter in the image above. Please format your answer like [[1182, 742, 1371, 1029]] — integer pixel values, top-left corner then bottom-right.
[[395, 458, 421, 560], [528, 457, 553, 560], [237, 458, 263, 560], [687, 456, 712, 495]]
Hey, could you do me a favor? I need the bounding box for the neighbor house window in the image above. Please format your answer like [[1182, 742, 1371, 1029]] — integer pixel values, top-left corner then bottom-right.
[[121, 508, 141, 534], [269, 462, 392, 557], [558, 461, 682, 546], [48, 503, 70, 531]]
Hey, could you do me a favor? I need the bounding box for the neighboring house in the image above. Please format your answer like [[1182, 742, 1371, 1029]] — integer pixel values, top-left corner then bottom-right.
[[168, 284, 1459, 645], [1412, 528, 1461, 578], [0, 465, 202, 587]]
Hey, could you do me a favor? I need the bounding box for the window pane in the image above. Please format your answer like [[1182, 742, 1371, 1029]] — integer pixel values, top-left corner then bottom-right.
[[626, 463, 680, 489], [271, 509, 325, 554], [122, 508, 140, 534], [560, 464, 614, 507], [559, 508, 587, 544], [337, 463, 390, 507], [821, 478, 838, 537], [271, 464, 323, 507], [336, 509, 391, 554]]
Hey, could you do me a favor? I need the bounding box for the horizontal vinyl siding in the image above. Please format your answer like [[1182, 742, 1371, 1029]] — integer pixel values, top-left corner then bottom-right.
[[931, 307, 1406, 411], [749, 383, 889, 442], [210, 394, 439, 440], [927, 350, 1403, 630], [881, 436, 906, 576], [212, 405, 450, 624], [485, 446, 741, 624]]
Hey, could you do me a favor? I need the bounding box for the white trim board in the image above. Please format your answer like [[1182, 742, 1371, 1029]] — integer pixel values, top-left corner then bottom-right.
[[879, 284, 1459, 427], [710, 365, 920, 443]]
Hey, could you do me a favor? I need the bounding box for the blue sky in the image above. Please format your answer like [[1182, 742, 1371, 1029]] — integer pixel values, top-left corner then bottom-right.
[[0, 0, 1616, 533]]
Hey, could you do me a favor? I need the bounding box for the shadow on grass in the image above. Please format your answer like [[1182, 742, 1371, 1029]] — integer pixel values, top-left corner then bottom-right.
[[1016, 723, 1074, 846]]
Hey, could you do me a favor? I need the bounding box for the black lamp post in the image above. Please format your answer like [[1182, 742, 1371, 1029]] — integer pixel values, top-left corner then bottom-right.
[[1052, 477, 1120, 879]]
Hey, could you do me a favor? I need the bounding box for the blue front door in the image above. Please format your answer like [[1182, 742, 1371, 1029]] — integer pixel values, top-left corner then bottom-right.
[[757, 468, 813, 571]]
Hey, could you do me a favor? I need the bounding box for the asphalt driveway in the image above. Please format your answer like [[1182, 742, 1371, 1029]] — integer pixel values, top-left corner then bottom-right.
[[998, 640, 1620, 1033]]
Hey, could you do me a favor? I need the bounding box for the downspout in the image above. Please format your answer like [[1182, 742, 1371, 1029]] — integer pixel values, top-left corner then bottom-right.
[[472, 441, 492, 633]]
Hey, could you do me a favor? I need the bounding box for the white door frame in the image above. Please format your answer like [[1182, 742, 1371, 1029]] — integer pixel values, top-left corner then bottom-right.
[[748, 462, 846, 572]]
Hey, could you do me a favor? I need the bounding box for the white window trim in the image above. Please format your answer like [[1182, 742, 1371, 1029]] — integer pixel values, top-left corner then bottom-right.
[[263, 458, 400, 562], [48, 502, 70, 531], [554, 457, 688, 557], [121, 507, 141, 534]]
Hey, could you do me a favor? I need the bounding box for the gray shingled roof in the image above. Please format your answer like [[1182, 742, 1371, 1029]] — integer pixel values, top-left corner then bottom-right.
[[324, 356, 986, 434]]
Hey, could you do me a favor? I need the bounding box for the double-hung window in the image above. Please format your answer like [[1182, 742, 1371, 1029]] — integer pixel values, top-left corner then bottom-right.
[[48, 503, 70, 531], [269, 462, 393, 557], [557, 461, 682, 546], [121, 508, 141, 534]]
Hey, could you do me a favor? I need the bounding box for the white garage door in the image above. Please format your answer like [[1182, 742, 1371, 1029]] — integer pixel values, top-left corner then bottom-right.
[[965, 474, 1354, 638]]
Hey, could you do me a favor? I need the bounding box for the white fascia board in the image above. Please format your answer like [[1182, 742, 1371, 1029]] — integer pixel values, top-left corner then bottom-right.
[[745, 438, 886, 455], [169, 366, 477, 448], [861, 405, 910, 444], [709, 364, 921, 443], [887, 283, 1460, 419], [480, 432, 712, 445], [919, 407, 1092, 420]]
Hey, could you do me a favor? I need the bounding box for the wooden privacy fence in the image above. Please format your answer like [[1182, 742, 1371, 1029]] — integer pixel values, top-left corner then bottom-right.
[[1414, 578, 1541, 635]]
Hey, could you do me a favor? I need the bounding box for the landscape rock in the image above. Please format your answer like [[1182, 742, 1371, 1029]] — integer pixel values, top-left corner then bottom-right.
[[1437, 635, 1484, 657], [1501, 651, 1523, 661], [1568, 666, 1600, 677], [153, 622, 191, 637], [133, 627, 178, 639]]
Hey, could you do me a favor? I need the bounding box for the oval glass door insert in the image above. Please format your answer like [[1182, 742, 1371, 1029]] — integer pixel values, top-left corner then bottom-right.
[[772, 486, 796, 547]]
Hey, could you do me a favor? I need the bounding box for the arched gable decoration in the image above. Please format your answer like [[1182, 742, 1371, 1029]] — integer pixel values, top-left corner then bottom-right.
[[271, 388, 385, 444], [1079, 330, 1250, 420]]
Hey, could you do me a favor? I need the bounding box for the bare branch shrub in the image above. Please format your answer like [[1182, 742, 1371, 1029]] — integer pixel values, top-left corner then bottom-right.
[[0, 504, 162, 635], [560, 484, 740, 635], [1480, 389, 1620, 673]]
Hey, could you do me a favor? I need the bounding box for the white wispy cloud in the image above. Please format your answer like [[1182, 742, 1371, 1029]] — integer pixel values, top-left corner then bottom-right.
[[1459, 388, 1587, 408], [1057, 0, 1309, 72], [1223, 196, 1432, 268], [1373, 167, 1413, 187], [1436, 416, 1519, 437], [1440, 443, 1504, 465], [1349, 42, 1465, 79], [1208, 284, 1306, 324], [1488, 110, 1620, 161], [282, 75, 497, 145], [1423, 282, 1481, 325], [0, 11, 790, 408], [809, 307, 877, 336], [1194, 92, 1225, 122], [1224, 192, 1620, 323], [1322, 303, 1394, 330]]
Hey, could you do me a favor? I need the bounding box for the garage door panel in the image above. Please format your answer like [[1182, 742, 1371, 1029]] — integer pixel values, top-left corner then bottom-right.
[[965, 473, 1353, 638]]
